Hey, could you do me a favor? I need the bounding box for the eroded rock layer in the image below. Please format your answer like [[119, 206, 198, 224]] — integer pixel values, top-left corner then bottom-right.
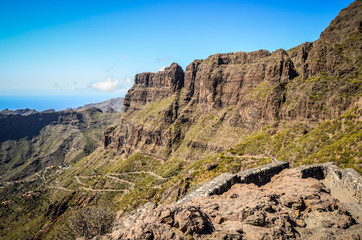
[[105, 164, 362, 240], [103, 0, 361, 160], [124, 63, 184, 113]]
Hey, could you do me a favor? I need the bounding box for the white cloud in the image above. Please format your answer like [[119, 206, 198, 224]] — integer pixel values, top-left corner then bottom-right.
[[90, 77, 121, 92], [125, 77, 132, 85], [158, 66, 167, 72]]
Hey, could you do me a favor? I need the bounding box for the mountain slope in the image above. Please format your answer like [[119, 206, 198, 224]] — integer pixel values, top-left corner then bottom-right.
[[77, 97, 124, 113], [103, 0, 361, 163], [0, 108, 122, 181], [0, 1, 361, 239], [52, 0, 361, 215]]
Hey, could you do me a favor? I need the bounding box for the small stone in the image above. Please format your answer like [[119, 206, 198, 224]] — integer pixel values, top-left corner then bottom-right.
[[214, 215, 226, 224], [296, 219, 306, 227]]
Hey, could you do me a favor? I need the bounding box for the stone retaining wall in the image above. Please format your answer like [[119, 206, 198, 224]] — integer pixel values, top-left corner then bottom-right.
[[236, 160, 289, 186], [178, 161, 289, 204], [297, 163, 361, 203], [179, 161, 361, 204]]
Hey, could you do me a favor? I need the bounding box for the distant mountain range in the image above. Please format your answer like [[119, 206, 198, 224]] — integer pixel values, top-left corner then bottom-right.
[[0, 108, 53, 116], [0, 97, 125, 181], [76, 97, 124, 113], [0, 1, 361, 239], [0, 97, 124, 115]]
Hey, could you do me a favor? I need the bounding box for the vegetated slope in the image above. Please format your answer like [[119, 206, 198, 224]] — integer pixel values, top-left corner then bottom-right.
[[50, 0, 361, 217], [1, 1, 361, 239], [76, 97, 124, 113], [58, 0, 361, 211], [103, 0, 361, 167], [0, 107, 122, 181]]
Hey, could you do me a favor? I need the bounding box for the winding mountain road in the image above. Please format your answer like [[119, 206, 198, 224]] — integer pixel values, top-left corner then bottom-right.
[[105, 174, 135, 190], [119, 171, 167, 180], [49, 170, 167, 193]]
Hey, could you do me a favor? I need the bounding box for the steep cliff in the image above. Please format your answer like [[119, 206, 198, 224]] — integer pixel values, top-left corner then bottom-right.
[[103, 0, 361, 162], [123, 63, 184, 113], [2, 2, 360, 239]]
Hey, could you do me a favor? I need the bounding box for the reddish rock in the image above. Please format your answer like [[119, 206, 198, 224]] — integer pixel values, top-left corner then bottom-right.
[[103, 1, 361, 161], [124, 63, 184, 113], [104, 167, 361, 239]]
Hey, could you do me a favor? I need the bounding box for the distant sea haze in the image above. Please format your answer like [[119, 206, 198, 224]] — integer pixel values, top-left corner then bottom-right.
[[0, 95, 120, 111]]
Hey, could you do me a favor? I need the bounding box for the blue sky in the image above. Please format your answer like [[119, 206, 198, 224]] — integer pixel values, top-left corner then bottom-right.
[[0, 0, 354, 110]]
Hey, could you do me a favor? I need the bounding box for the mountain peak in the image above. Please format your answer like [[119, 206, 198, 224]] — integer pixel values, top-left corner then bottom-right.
[[319, 0, 362, 43]]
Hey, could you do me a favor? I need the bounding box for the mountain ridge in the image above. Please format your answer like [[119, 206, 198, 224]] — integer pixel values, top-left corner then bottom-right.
[[102, 0, 361, 163], [0, 1, 361, 239], [0, 107, 122, 181], [77, 97, 124, 113]]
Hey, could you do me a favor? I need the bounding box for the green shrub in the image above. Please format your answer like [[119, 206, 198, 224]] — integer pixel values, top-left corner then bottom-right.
[[57, 207, 114, 240]]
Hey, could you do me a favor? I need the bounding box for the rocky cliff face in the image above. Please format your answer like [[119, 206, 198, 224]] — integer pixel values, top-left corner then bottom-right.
[[184, 50, 296, 112], [3, 2, 360, 239], [103, 0, 361, 161], [123, 63, 184, 112]]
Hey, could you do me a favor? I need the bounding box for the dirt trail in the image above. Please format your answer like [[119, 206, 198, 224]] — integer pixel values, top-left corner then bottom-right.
[[80, 187, 129, 193], [49, 175, 130, 193], [49, 184, 129, 193], [119, 171, 167, 180], [322, 179, 362, 224], [106, 174, 135, 190], [48, 186, 74, 192], [52, 170, 166, 193], [224, 152, 273, 160], [74, 176, 86, 185], [139, 152, 167, 164]]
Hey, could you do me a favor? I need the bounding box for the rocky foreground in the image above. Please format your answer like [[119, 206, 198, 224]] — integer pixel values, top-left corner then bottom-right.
[[0, 1, 360, 239], [102, 162, 361, 240]]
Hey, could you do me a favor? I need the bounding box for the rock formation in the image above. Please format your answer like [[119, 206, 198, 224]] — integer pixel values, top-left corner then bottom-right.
[[1, 1, 360, 239], [104, 162, 362, 240], [124, 63, 184, 112], [102, 0, 361, 161]]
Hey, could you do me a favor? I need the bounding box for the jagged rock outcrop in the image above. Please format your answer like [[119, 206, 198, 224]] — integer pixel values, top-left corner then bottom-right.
[[103, 1, 361, 161], [320, 0, 362, 44], [178, 160, 289, 204], [124, 63, 184, 112], [184, 50, 297, 112], [103, 163, 362, 239]]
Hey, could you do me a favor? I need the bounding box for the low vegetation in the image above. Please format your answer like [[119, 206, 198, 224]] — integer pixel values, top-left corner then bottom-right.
[[57, 207, 114, 240]]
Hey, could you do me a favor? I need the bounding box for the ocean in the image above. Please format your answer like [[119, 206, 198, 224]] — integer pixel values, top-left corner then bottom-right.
[[0, 95, 116, 111]]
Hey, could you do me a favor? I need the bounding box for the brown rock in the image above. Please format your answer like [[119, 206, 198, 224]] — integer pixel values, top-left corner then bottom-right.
[[103, 1, 361, 161], [105, 166, 362, 239], [172, 206, 214, 234], [124, 63, 184, 113]]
